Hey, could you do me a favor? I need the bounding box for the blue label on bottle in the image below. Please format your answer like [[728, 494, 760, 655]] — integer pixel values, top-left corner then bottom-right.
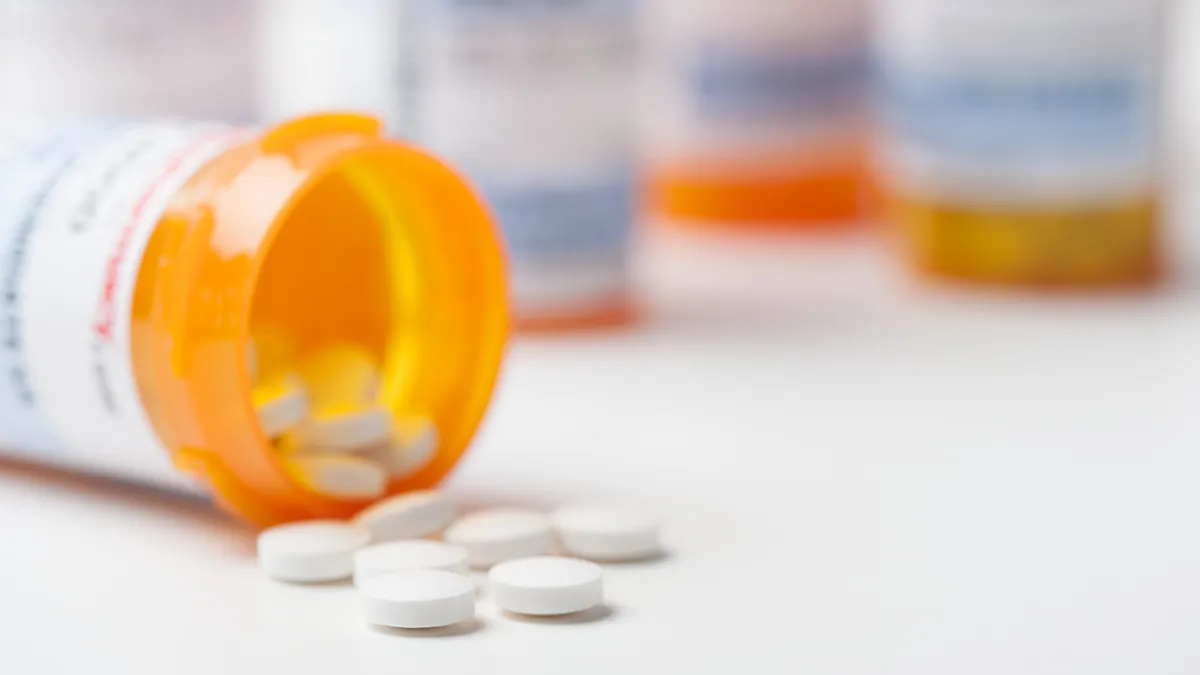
[[688, 44, 869, 123], [476, 172, 634, 263], [878, 67, 1158, 162]]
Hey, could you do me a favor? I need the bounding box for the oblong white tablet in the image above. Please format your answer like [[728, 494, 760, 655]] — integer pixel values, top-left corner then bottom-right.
[[354, 540, 470, 585], [254, 375, 310, 438], [488, 557, 604, 617], [359, 570, 475, 629], [293, 405, 394, 451], [257, 520, 369, 583], [552, 503, 661, 562], [285, 455, 388, 500], [352, 490, 456, 543], [444, 508, 555, 569]]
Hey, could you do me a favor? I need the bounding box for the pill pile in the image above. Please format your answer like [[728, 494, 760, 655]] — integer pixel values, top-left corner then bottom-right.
[[257, 491, 663, 630], [249, 336, 438, 500]]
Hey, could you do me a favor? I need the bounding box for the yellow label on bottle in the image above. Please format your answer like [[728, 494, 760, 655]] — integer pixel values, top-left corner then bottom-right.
[[890, 195, 1158, 286]]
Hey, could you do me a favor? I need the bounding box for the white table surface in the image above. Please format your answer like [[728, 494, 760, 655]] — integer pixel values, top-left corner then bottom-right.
[[4, 223, 1200, 675]]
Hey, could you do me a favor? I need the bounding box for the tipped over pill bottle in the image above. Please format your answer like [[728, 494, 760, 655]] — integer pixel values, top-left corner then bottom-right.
[[875, 0, 1165, 286], [643, 0, 869, 228], [0, 114, 509, 526], [262, 0, 638, 331]]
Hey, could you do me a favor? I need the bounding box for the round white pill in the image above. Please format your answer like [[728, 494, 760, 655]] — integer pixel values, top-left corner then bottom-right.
[[444, 508, 555, 569], [359, 570, 475, 629], [354, 540, 470, 585], [552, 503, 661, 562], [257, 520, 369, 583], [489, 557, 604, 616], [294, 405, 393, 451], [353, 490, 456, 543]]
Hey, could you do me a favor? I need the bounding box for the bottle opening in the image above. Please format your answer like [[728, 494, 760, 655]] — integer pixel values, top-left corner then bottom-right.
[[134, 116, 508, 525], [247, 154, 434, 501]]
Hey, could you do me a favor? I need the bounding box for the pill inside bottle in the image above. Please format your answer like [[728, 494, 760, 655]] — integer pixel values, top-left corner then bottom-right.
[[221, 131, 509, 517]]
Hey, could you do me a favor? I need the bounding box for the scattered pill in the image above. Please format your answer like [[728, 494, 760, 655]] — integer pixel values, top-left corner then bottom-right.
[[371, 417, 439, 478], [488, 557, 604, 617], [257, 520, 369, 583], [293, 404, 394, 451], [254, 375, 310, 438], [359, 569, 475, 629], [353, 490, 455, 542], [444, 508, 555, 569], [354, 540, 470, 585], [552, 503, 661, 562], [285, 455, 388, 500]]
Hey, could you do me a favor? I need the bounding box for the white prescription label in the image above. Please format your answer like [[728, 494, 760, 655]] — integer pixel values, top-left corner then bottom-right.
[[0, 119, 244, 492], [874, 0, 1165, 206], [642, 0, 868, 169]]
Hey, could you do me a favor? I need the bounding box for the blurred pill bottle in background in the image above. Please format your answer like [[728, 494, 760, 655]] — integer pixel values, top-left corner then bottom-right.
[[0, 0, 258, 121], [262, 0, 639, 331], [0, 114, 508, 526], [874, 0, 1166, 287], [642, 0, 869, 228]]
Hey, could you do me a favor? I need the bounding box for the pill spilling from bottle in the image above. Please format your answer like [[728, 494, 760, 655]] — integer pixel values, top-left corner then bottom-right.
[[250, 337, 440, 502], [256, 491, 665, 631], [248, 332, 663, 632]]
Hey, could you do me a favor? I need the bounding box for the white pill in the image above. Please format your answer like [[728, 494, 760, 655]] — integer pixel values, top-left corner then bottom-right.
[[254, 376, 310, 438], [286, 455, 388, 500], [359, 570, 475, 629], [444, 508, 555, 569], [257, 520, 369, 583], [552, 503, 661, 562], [293, 405, 393, 451], [354, 540, 470, 585], [371, 418, 440, 478], [488, 557, 604, 617], [352, 490, 456, 543]]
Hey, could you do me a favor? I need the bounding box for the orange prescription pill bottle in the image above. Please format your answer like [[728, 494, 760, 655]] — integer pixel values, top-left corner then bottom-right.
[[643, 0, 870, 228], [0, 114, 508, 527], [874, 0, 1165, 287]]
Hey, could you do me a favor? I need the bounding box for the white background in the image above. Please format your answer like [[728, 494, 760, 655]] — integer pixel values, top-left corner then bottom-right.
[[2, 2, 1200, 674]]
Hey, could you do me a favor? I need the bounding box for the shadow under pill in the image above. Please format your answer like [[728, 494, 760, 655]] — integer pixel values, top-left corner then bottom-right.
[[370, 618, 486, 638], [501, 604, 617, 625], [595, 549, 675, 568], [275, 578, 355, 591]]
